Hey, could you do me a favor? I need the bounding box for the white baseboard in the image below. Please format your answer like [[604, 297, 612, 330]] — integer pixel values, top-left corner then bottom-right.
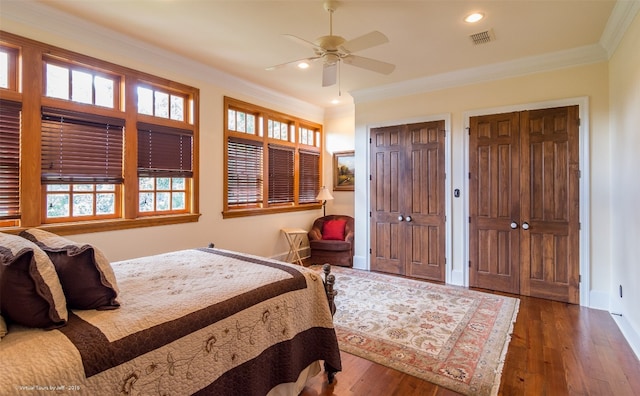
[[353, 255, 367, 270], [449, 269, 465, 286], [612, 314, 640, 361]]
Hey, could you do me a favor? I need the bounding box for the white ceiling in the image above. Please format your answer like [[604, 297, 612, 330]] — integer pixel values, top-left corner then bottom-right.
[[10, 1, 631, 108]]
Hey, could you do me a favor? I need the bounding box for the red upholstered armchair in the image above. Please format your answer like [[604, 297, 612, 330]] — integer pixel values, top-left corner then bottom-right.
[[308, 215, 354, 267]]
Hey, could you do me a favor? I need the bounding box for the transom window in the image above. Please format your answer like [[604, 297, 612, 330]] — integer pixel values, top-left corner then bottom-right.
[[0, 45, 18, 91], [137, 86, 186, 122], [223, 96, 322, 218], [44, 59, 118, 108]]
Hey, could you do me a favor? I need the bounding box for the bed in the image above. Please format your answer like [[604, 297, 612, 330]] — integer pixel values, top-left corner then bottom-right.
[[0, 230, 341, 395]]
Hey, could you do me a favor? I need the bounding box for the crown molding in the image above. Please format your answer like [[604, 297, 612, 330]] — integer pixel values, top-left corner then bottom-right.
[[600, 0, 640, 58], [0, 0, 325, 121], [350, 44, 608, 105]]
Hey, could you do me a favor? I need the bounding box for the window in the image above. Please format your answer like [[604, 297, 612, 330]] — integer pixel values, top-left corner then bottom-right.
[[0, 100, 21, 226], [137, 86, 186, 122], [223, 97, 322, 218], [0, 45, 18, 91], [44, 59, 118, 108], [0, 31, 200, 233], [40, 107, 124, 222], [137, 122, 193, 215]]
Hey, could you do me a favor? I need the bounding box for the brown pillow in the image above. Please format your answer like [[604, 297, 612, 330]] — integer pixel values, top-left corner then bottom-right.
[[20, 229, 119, 311], [0, 233, 68, 329]]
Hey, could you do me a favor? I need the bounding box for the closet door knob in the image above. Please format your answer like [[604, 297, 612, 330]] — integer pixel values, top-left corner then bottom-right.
[[510, 221, 518, 229], [398, 215, 404, 222], [405, 216, 412, 222], [522, 222, 530, 230]]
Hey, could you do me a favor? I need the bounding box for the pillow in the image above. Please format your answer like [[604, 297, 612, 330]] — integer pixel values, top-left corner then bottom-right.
[[322, 219, 347, 241], [0, 232, 67, 329], [20, 229, 119, 311]]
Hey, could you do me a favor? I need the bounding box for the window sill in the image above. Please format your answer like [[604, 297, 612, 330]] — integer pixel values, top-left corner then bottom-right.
[[0, 213, 201, 236], [222, 204, 321, 219]]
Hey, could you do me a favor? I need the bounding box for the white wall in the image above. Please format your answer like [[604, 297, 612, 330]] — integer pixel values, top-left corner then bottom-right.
[[322, 105, 356, 218], [608, 11, 640, 358]]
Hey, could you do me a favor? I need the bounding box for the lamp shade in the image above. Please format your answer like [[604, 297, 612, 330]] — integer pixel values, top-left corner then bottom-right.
[[316, 186, 334, 201]]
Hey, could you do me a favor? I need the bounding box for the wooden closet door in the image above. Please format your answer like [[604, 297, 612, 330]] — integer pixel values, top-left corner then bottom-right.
[[370, 121, 446, 282], [370, 125, 406, 275], [469, 106, 580, 303], [405, 121, 446, 281], [520, 106, 580, 304], [469, 112, 521, 294]]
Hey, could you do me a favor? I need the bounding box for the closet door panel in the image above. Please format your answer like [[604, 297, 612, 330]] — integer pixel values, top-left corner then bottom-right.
[[370, 126, 405, 275], [405, 121, 446, 281], [520, 107, 580, 303], [469, 112, 521, 294]]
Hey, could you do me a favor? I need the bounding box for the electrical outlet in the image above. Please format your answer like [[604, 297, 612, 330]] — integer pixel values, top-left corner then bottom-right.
[[619, 284, 623, 298]]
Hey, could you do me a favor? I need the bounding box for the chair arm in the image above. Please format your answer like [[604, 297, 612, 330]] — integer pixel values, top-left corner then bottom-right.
[[344, 230, 354, 243], [308, 228, 323, 241]]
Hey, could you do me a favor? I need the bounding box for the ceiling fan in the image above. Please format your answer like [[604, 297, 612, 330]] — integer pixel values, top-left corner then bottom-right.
[[266, 0, 395, 87]]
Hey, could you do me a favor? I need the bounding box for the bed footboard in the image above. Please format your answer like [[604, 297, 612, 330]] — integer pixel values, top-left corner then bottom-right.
[[321, 263, 339, 383]]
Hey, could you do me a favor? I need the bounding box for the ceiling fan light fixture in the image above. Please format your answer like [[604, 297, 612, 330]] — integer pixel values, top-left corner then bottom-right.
[[464, 12, 484, 23]]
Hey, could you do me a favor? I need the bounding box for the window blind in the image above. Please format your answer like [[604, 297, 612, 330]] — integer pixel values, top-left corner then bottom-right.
[[137, 122, 193, 178], [268, 144, 294, 204], [0, 100, 21, 220], [41, 107, 124, 184], [299, 150, 320, 204], [227, 138, 263, 206]]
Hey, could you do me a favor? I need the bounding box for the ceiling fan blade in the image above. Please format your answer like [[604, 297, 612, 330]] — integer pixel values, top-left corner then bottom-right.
[[283, 34, 321, 51], [322, 63, 337, 87], [340, 31, 389, 53], [343, 54, 395, 75], [266, 56, 321, 71]]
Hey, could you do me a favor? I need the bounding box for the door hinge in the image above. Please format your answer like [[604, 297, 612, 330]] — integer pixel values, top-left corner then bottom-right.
[[469, 216, 471, 223], [579, 274, 581, 283], [578, 170, 582, 178], [579, 222, 581, 230], [466, 127, 471, 135], [369, 248, 372, 254], [369, 174, 372, 181], [577, 118, 581, 127], [369, 211, 372, 217], [469, 260, 471, 268], [469, 172, 471, 179], [444, 215, 447, 222], [369, 137, 372, 144]]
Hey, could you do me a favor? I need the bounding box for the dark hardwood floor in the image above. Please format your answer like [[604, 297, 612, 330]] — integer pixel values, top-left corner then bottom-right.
[[300, 292, 640, 396]]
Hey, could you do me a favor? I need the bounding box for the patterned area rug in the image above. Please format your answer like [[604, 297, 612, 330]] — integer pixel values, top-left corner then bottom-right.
[[321, 266, 519, 396]]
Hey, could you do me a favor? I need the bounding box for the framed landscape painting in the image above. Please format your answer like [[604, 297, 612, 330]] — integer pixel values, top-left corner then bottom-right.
[[333, 150, 355, 191]]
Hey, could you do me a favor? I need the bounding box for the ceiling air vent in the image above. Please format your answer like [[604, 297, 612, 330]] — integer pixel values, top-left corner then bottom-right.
[[470, 29, 495, 45]]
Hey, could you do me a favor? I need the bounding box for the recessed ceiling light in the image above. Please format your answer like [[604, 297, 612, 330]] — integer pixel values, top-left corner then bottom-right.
[[297, 62, 310, 69], [465, 13, 484, 23], [331, 99, 340, 105]]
